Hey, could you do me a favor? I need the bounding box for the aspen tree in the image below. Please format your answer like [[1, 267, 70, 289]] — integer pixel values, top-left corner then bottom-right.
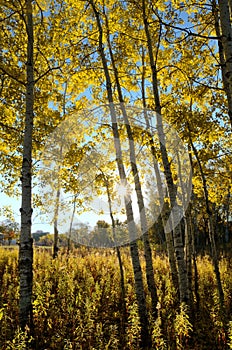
[[19, 0, 34, 330], [140, 47, 179, 293], [89, 0, 152, 347], [218, 0, 232, 129], [104, 8, 158, 318], [187, 118, 225, 312], [213, 0, 232, 129], [141, 0, 189, 305]]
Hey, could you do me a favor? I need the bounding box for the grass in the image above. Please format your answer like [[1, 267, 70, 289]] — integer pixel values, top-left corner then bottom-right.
[[0, 246, 231, 349]]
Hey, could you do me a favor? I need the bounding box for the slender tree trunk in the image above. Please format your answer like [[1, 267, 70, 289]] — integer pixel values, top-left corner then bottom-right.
[[89, 1, 151, 347], [177, 151, 193, 310], [213, 0, 232, 129], [53, 82, 68, 257], [191, 212, 200, 312], [67, 195, 77, 254], [188, 147, 200, 312], [105, 174, 127, 349], [184, 210, 193, 305], [53, 188, 60, 258], [141, 47, 179, 294], [224, 188, 230, 244], [188, 131, 224, 311], [104, 14, 158, 318], [142, 0, 189, 305], [19, 0, 34, 331], [218, 0, 232, 86], [229, 0, 232, 15]]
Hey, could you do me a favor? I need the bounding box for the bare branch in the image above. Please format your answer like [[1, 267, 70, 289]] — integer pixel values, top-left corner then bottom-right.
[[34, 66, 62, 84], [0, 66, 25, 86], [0, 120, 23, 135], [0, 11, 17, 22], [152, 7, 220, 41], [157, 64, 224, 91]]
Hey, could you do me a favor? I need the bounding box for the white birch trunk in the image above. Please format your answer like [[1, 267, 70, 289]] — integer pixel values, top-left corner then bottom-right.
[[19, 0, 34, 330], [142, 0, 189, 304], [189, 135, 224, 311], [104, 15, 158, 318], [218, 0, 232, 128], [89, 1, 151, 347], [53, 188, 60, 258], [141, 50, 179, 293]]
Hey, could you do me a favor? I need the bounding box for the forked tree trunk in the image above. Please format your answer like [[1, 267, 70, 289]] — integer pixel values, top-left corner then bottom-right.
[[90, 1, 151, 347], [104, 14, 158, 318], [19, 0, 34, 330], [142, 0, 189, 305]]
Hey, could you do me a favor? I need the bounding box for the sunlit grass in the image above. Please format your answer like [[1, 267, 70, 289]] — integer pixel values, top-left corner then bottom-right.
[[0, 247, 231, 349]]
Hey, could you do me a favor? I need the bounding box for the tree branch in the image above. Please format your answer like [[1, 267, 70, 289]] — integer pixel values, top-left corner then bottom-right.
[[34, 66, 62, 84], [152, 6, 220, 41], [0, 66, 26, 86]]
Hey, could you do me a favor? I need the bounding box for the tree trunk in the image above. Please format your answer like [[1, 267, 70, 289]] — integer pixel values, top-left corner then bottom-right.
[[191, 212, 200, 312], [177, 151, 193, 310], [188, 132, 224, 311], [224, 188, 230, 244], [89, 1, 151, 347], [105, 174, 127, 349], [142, 0, 189, 305], [213, 0, 232, 129], [141, 47, 179, 294], [218, 0, 232, 85], [67, 195, 77, 254], [184, 210, 193, 307], [19, 0, 34, 331], [104, 14, 158, 318], [53, 188, 60, 259], [188, 147, 200, 312]]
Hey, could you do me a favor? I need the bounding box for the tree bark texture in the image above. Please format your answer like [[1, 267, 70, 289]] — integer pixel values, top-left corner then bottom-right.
[[90, 1, 151, 347], [189, 133, 224, 311], [141, 49, 179, 293], [104, 14, 158, 318], [142, 0, 189, 304], [19, 0, 34, 331], [213, 0, 232, 129]]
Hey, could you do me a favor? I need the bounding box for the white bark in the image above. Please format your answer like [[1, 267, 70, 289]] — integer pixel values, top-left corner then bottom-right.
[[218, 0, 232, 128], [141, 50, 179, 293], [142, 0, 189, 304], [89, 1, 151, 347], [19, 0, 34, 330], [104, 15, 158, 318], [189, 134, 224, 310]]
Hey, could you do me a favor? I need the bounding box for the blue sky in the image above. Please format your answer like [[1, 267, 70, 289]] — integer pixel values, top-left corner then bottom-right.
[[0, 191, 53, 233]]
